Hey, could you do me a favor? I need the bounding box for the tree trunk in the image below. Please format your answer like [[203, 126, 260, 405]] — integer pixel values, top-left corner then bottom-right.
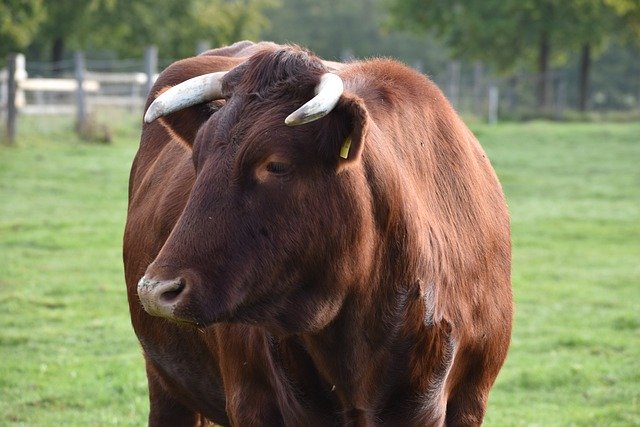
[[578, 43, 591, 112], [52, 37, 65, 76], [538, 31, 551, 112]]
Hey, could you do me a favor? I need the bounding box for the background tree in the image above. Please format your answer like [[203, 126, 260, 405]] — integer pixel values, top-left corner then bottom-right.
[[27, 0, 278, 64], [32, 0, 116, 71], [6, 0, 638, 116], [0, 0, 45, 62], [263, 0, 450, 72], [388, 0, 622, 112], [605, 0, 640, 39], [93, 0, 278, 59], [262, 0, 376, 60], [566, 0, 617, 111]]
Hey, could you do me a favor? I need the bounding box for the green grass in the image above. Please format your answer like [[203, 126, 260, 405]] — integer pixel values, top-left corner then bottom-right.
[[1, 117, 639, 426], [0, 113, 148, 425], [477, 122, 640, 426]]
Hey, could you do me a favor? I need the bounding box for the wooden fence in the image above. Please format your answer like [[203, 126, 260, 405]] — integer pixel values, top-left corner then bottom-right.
[[1, 47, 159, 144]]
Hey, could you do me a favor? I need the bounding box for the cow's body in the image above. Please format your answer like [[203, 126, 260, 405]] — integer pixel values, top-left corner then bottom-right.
[[123, 41, 512, 426]]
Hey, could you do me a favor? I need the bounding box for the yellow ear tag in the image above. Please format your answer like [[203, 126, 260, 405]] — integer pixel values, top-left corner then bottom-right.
[[340, 137, 352, 159]]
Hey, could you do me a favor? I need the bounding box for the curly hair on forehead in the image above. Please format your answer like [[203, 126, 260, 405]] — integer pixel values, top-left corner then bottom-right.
[[223, 45, 329, 100]]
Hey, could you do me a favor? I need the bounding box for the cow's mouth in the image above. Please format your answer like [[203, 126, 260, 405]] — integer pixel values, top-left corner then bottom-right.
[[137, 273, 240, 326]]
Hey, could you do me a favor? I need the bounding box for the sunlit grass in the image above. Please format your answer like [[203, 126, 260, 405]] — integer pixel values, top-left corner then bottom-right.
[[0, 113, 149, 425], [479, 122, 640, 426]]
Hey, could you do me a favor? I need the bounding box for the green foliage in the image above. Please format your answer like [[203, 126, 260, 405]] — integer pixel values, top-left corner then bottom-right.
[[36, 0, 113, 48], [191, 0, 280, 48], [0, 0, 45, 59], [570, 40, 640, 110], [262, 0, 450, 70], [605, 0, 640, 41], [388, 0, 621, 72], [0, 116, 638, 425], [92, 0, 279, 58], [263, 0, 374, 59], [27, 0, 279, 61]]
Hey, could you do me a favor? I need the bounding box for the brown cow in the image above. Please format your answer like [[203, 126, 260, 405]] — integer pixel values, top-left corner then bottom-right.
[[123, 41, 512, 426]]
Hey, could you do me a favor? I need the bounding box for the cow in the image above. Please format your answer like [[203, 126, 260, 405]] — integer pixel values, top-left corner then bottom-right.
[[123, 41, 513, 426]]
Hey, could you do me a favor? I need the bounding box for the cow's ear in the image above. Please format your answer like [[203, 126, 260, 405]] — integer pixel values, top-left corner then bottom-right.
[[320, 93, 370, 171], [154, 96, 223, 148], [144, 55, 241, 147]]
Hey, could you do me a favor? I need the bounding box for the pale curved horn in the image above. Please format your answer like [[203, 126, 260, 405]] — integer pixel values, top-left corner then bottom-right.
[[285, 73, 344, 126], [144, 71, 227, 123]]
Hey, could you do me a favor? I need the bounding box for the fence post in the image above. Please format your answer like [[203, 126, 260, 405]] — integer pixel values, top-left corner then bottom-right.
[[14, 54, 27, 110], [75, 51, 87, 129], [446, 61, 460, 109], [144, 45, 158, 97], [413, 60, 424, 74], [473, 61, 484, 117], [554, 77, 567, 120], [637, 83, 640, 120], [488, 84, 499, 125], [505, 75, 517, 113], [4, 54, 18, 145], [196, 40, 210, 55], [340, 48, 355, 63]]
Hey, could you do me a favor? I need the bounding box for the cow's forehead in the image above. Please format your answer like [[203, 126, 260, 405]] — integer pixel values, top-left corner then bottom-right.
[[195, 99, 303, 168], [195, 48, 330, 152], [230, 48, 325, 101]]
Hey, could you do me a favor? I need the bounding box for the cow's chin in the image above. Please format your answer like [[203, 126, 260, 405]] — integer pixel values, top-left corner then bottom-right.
[[138, 293, 234, 328], [154, 292, 344, 336], [140, 305, 212, 328], [158, 303, 235, 329]]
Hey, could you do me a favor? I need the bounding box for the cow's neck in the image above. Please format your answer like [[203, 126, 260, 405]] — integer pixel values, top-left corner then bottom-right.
[[300, 275, 433, 420]]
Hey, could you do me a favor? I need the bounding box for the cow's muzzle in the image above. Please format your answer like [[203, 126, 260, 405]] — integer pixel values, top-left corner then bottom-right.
[[137, 276, 186, 319]]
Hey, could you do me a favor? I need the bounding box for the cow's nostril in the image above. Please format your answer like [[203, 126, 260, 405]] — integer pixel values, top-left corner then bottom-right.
[[159, 280, 185, 303]]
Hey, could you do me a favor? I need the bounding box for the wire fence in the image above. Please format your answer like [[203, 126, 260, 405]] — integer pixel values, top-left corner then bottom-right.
[[2, 45, 639, 144], [427, 61, 640, 122]]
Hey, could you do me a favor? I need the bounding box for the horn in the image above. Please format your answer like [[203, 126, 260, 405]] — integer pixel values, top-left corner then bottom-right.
[[285, 73, 344, 126], [144, 71, 227, 123]]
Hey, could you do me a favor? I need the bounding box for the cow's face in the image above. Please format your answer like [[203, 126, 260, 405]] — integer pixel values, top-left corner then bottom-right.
[[138, 50, 374, 334]]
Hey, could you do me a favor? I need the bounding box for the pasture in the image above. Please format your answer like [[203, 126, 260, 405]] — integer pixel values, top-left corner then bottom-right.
[[0, 115, 638, 426]]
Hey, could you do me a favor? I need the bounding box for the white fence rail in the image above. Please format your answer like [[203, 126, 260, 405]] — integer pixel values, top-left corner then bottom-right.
[[1, 47, 161, 143], [0, 54, 157, 116]]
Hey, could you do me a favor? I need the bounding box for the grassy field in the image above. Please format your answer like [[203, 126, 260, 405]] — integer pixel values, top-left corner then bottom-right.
[[0, 115, 638, 426]]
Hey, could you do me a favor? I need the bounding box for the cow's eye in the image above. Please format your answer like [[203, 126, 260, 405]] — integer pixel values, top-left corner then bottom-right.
[[255, 156, 292, 182], [265, 162, 290, 175]]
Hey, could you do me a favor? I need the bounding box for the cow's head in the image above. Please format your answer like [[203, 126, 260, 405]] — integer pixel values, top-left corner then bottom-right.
[[137, 47, 376, 334]]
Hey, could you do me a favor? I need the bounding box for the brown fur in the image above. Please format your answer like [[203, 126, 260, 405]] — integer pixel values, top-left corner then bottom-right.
[[123, 41, 512, 426]]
